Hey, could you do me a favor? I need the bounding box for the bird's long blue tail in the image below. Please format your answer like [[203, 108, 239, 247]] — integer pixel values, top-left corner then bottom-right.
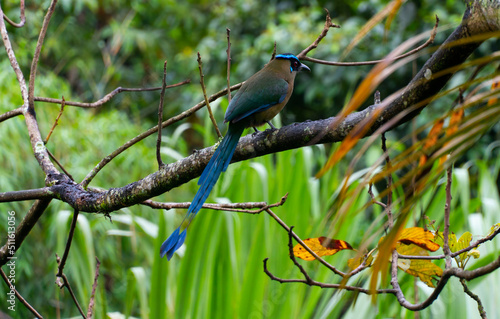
[[160, 124, 246, 260]]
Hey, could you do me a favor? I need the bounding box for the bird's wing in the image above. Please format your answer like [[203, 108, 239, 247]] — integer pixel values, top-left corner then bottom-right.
[[224, 74, 289, 123]]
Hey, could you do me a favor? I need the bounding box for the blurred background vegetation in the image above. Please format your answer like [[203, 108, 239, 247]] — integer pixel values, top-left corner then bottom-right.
[[0, 0, 499, 318]]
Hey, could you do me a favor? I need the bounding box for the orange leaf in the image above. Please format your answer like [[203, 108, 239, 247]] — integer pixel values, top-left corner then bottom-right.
[[487, 78, 499, 106], [348, 254, 374, 270], [343, 0, 401, 58], [293, 237, 353, 261], [384, 0, 404, 34], [446, 108, 464, 137], [419, 119, 444, 167], [397, 227, 440, 252]]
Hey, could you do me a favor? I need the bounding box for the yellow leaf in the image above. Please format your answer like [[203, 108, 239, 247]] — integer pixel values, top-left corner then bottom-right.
[[434, 231, 458, 251], [488, 223, 500, 236], [293, 237, 353, 261], [396, 243, 443, 288], [347, 254, 374, 270], [456, 231, 472, 263], [468, 249, 480, 259], [397, 227, 440, 252]]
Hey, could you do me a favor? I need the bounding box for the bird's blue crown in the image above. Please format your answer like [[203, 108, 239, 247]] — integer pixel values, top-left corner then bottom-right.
[[275, 53, 301, 72], [275, 53, 299, 61]]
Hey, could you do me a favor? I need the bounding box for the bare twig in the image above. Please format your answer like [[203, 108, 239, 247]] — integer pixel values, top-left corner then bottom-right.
[[142, 193, 287, 213], [55, 271, 85, 318], [2, 0, 25, 28], [0, 107, 23, 122], [56, 209, 79, 277], [270, 42, 277, 61], [0, 200, 52, 265], [297, 8, 340, 59], [0, 4, 28, 102], [44, 97, 65, 143], [156, 61, 168, 169], [460, 278, 487, 319], [442, 166, 453, 269], [226, 28, 232, 104], [55, 209, 86, 318], [381, 133, 394, 227], [34, 80, 190, 108], [0, 187, 54, 202], [263, 258, 395, 294], [0, 1, 61, 178], [86, 257, 101, 319], [286, 226, 314, 284], [28, 0, 58, 111], [368, 183, 387, 208], [0, 268, 43, 318], [47, 148, 75, 181], [300, 16, 439, 66], [197, 52, 222, 138]]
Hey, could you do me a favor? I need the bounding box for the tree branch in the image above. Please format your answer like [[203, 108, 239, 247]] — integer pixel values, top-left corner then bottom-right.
[[2, 0, 25, 28], [33, 80, 190, 108]]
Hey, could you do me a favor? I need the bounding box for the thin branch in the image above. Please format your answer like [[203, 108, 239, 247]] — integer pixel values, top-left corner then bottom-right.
[[382, 133, 394, 227], [297, 8, 340, 59], [0, 200, 52, 265], [0, 107, 23, 122], [270, 42, 277, 61], [47, 148, 75, 181], [142, 193, 287, 213], [263, 258, 395, 294], [2, 0, 25, 28], [226, 28, 232, 104], [28, 0, 58, 111], [156, 61, 168, 169], [34, 80, 190, 108], [300, 16, 439, 66], [55, 271, 85, 318], [44, 97, 65, 143], [80, 82, 242, 188], [56, 209, 79, 276], [55, 209, 86, 318], [0, 268, 43, 318], [442, 166, 453, 269], [460, 278, 487, 319], [86, 257, 101, 319], [197, 52, 222, 138], [368, 183, 387, 208], [0, 187, 54, 202], [390, 248, 451, 311], [286, 226, 315, 284], [0, 1, 61, 178]]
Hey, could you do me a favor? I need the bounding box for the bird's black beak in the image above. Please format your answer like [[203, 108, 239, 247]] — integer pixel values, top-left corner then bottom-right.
[[299, 63, 311, 72]]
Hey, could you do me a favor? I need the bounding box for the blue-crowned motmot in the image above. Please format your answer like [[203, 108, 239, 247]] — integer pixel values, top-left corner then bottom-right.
[[160, 53, 310, 260]]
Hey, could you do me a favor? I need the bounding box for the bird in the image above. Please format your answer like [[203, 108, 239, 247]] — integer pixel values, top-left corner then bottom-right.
[[160, 53, 310, 260]]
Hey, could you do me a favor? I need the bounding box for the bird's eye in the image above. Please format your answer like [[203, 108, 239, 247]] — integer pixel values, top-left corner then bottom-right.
[[293, 60, 299, 68]]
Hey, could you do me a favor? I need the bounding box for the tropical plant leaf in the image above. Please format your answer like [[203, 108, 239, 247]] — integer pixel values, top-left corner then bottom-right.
[[293, 237, 353, 261]]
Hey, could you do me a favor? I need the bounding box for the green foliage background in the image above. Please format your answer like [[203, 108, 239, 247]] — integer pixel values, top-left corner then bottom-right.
[[0, 0, 499, 318]]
